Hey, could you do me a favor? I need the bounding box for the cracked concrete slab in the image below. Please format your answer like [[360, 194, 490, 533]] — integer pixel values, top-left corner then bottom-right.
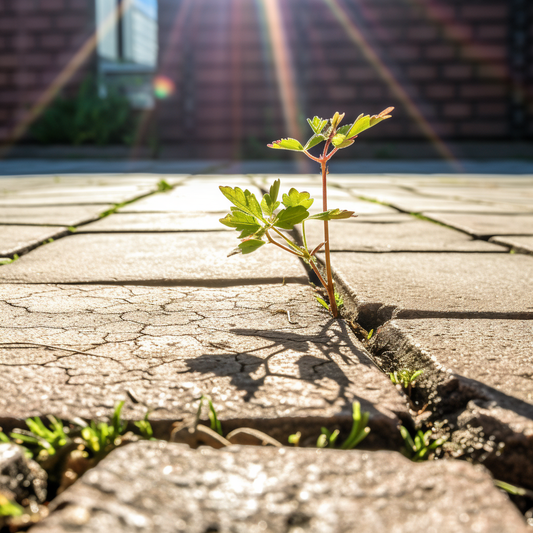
[[32, 442, 528, 533], [331, 253, 533, 324], [0, 284, 408, 447], [0, 233, 308, 284], [0, 225, 68, 256], [304, 216, 504, 252], [423, 213, 533, 239], [77, 213, 229, 233], [490, 236, 533, 255], [369, 318, 533, 490], [0, 205, 112, 226]]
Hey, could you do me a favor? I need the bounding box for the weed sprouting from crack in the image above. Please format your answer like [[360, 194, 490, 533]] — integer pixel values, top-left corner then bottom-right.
[[219, 108, 394, 317]]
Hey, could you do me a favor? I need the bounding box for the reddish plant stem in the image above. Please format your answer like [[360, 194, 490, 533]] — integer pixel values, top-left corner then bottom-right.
[[320, 139, 338, 318], [265, 230, 302, 257], [309, 259, 328, 292]]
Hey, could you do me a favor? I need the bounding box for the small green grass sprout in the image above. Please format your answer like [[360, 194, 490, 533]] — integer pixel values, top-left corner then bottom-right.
[[390, 369, 424, 396], [157, 179, 173, 192], [400, 426, 447, 462]]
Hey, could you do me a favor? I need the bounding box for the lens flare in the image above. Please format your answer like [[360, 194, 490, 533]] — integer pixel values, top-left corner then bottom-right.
[[153, 76, 176, 99]]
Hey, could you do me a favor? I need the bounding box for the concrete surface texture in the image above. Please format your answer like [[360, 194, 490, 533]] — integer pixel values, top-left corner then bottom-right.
[[0, 171, 532, 530], [30, 442, 528, 533]]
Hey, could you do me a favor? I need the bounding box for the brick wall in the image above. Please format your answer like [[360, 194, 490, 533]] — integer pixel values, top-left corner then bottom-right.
[[157, 0, 533, 158], [0, 0, 95, 143]]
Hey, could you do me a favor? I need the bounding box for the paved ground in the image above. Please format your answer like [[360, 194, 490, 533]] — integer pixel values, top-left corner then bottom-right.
[[0, 170, 532, 530]]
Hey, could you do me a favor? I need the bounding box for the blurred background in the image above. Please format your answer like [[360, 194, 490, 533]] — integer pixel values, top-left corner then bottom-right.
[[0, 0, 532, 169]]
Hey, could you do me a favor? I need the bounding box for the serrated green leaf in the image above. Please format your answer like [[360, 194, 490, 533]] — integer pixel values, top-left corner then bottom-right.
[[228, 239, 266, 257], [274, 206, 310, 230], [331, 133, 347, 147], [307, 116, 328, 134], [336, 138, 355, 150], [269, 179, 280, 204], [219, 211, 262, 238], [308, 209, 356, 221], [282, 188, 314, 209], [304, 134, 325, 150], [220, 186, 265, 221], [267, 138, 304, 151], [336, 124, 352, 136], [261, 193, 281, 218], [346, 107, 394, 138]]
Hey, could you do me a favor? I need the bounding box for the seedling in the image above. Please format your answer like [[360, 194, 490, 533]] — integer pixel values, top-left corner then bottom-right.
[[400, 426, 447, 462], [220, 108, 393, 317], [157, 179, 173, 192], [0, 494, 23, 519], [390, 369, 424, 397]]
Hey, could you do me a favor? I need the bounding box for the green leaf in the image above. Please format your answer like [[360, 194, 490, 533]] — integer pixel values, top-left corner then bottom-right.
[[336, 124, 352, 136], [346, 107, 394, 139], [219, 211, 262, 238], [308, 209, 356, 221], [315, 295, 329, 310], [331, 133, 347, 147], [269, 179, 280, 205], [282, 188, 314, 209], [0, 495, 24, 518], [307, 116, 328, 134], [261, 193, 280, 218], [228, 239, 266, 257], [274, 206, 309, 230], [267, 138, 304, 151], [336, 138, 356, 150], [220, 186, 265, 221], [304, 134, 325, 150]]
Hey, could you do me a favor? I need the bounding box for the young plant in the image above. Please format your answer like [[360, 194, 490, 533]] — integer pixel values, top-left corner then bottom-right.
[[400, 426, 447, 462], [390, 369, 424, 397], [220, 108, 393, 317]]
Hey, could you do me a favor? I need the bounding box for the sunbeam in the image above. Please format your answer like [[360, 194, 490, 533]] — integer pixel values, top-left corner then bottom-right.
[[322, 0, 461, 169]]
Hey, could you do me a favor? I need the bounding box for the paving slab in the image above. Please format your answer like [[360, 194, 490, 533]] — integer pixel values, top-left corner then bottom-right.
[[347, 190, 533, 214], [31, 442, 528, 533], [369, 318, 533, 489], [0, 283, 407, 447], [120, 182, 262, 214], [0, 225, 68, 256], [0, 188, 153, 207], [304, 216, 504, 252], [424, 213, 533, 238], [490, 235, 533, 254], [330, 253, 533, 325], [77, 213, 229, 233], [0, 205, 112, 226], [0, 233, 308, 284]]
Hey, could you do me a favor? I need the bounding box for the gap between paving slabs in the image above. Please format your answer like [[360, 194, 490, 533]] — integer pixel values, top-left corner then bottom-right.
[[319, 208, 533, 496]]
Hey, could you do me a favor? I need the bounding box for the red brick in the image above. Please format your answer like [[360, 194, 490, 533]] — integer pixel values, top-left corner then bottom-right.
[[443, 103, 471, 118], [408, 65, 436, 80], [460, 6, 507, 19], [459, 122, 507, 136], [426, 85, 455, 99], [345, 66, 377, 82], [15, 0, 35, 12], [56, 14, 85, 29], [477, 103, 507, 116], [443, 65, 472, 79], [41, 34, 65, 49], [40, 0, 64, 10], [407, 26, 438, 41], [425, 45, 455, 60], [476, 25, 507, 40], [328, 86, 355, 100], [477, 64, 507, 80], [13, 71, 37, 86], [13, 34, 35, 49], [359, 85, 384, 100], [0, 16, 17, 30], [460, 84, 507, 99], [0, 55, 17, 67], [389, 45, 420, 60], [23, 16, 52, 30], [0, 91, 19, 103], [0, 73, 9, 86], [462, 44, 506, 61], [23, 53, 53, 67]]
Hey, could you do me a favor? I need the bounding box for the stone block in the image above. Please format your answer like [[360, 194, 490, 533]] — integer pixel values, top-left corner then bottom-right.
[[490, 236, 533, 255], [30, 442, 528, 533], [0, 205, 111, 226]]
